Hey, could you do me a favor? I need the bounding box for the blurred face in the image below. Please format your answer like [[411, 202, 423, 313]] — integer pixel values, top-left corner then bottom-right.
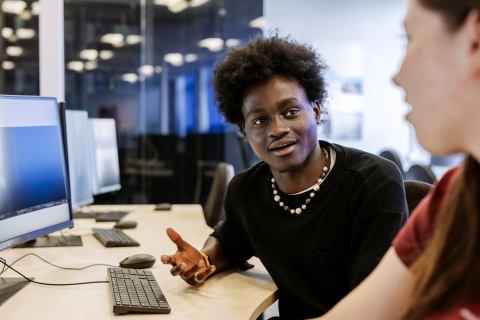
[[241, 75, 321, 173], [393, 0, 480, 155]]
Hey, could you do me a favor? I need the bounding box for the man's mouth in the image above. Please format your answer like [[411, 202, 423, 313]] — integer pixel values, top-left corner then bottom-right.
[[270, 142, 295, 151], [269, 139, 297, 156]]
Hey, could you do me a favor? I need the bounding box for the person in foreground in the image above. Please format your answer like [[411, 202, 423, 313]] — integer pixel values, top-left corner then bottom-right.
[[315, 1, 480, 319], [160, 34, 408, 318]]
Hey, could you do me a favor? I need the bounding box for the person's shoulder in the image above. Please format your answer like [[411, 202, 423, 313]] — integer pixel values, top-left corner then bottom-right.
[[427, 166, 461, 205], [229, 161, 269, 190], [333, 143, 403, 183]]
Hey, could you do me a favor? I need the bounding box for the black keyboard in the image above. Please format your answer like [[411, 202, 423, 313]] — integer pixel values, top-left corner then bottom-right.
[[108, 267, 171, 315], [95, 211, 129, 222], [72, 211, 128, 222], [93, 228, 139, 247]]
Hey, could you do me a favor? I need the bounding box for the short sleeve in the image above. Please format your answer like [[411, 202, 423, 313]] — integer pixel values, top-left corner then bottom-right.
[[210, 176, 256, 270], [393, 167, 462, 267]]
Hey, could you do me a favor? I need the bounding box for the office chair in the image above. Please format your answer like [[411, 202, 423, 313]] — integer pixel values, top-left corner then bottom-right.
[[404, 180, 433, 215], [405, 164, 437, 184], [379, 150, 404, 178], [203, 162, 235, 228]]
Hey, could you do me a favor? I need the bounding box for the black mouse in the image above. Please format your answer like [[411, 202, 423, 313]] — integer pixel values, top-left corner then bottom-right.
[[119, 254, 156, 269], [154, 203, 172, 211], [114, 220, 137, 229]]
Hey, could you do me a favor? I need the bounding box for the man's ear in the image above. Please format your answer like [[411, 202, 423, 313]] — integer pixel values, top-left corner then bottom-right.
[[312, 101, 321, 124], [241, 123, 247, 137]]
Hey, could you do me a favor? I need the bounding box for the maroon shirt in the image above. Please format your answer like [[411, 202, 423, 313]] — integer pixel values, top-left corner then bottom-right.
[[393, 167, 480, 320]]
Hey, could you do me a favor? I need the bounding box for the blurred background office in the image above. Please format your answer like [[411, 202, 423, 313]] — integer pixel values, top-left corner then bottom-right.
[[0, 0, 462, 208]]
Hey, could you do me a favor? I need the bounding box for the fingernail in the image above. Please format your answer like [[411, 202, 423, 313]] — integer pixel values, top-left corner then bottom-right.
[[197, 260, 204, 268], [180, 264, 186, 270], [210, 266, 216, 272]]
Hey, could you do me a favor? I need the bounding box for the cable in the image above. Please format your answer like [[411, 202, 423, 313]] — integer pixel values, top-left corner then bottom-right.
[[0, 253, 117, 276], [0, 257, 109, 286]]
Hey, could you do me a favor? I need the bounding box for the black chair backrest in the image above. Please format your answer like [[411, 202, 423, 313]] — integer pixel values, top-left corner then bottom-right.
[[405, 164, 437, 184], [203, 162, 235, 228], [404, 180, 433, 215], [379, 150, 404, 177]]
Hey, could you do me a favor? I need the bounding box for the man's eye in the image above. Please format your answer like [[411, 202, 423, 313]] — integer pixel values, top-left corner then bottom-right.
[[253, 118, 266, 125], [286, 109, 299, 117]]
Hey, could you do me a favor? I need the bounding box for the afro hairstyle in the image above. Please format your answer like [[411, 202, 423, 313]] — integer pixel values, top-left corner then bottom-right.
[[212, 33, 328, 133]]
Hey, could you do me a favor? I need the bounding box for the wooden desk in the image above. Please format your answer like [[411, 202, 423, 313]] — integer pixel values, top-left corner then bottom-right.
[[0, 205, 278, 320]]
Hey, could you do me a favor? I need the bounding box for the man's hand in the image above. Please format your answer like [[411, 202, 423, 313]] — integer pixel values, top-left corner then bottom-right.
[[161, 228, 216, 285]]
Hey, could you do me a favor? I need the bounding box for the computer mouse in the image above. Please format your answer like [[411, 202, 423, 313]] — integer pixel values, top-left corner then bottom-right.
[[119, 254, 156, 269], [114, 220, 137, 229], [154, 203, 172, 211]]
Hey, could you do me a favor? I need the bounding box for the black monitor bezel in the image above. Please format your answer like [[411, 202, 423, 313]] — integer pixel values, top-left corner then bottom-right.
[[0, 95, 73, 251]]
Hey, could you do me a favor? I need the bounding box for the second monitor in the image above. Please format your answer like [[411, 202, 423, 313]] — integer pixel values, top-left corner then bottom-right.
[[66, 110, 94, 209]]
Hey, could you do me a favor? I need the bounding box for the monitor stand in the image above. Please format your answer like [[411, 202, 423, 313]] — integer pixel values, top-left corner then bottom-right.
[[0, 277, 32, 306], [12, 235, 82, 248]]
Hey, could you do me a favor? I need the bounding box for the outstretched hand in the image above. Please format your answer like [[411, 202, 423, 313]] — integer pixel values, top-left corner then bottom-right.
[[161, 228, 216, 285]]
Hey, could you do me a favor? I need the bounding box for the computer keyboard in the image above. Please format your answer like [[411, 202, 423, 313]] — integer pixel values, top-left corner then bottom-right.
[[93, 228, 139, 247], [108, 267, 171, 315], [95, 211, 129, 222], [72, 211, 128, 222]]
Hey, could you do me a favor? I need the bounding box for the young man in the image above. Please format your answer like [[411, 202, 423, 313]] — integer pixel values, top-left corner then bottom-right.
[[160, 35, 407, 319]]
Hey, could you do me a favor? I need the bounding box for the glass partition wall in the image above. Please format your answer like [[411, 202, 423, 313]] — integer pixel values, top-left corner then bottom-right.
[[0, 0, 261, 206], [0, 0, 40, 95]]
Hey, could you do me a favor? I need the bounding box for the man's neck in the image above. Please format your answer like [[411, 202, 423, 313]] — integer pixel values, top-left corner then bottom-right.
[[271, 145, 328, 194]]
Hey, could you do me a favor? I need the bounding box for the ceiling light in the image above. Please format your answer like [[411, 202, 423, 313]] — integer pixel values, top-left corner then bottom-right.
[[6, 46, 23, 56], [2, 61, 15, 70], [79, 49, 98, 61], [67, 61, 84, 72], [164, 53, 183, 66], [198, 38, 223, 52], [16, 28, 36, 39], [112, 41, 124, 48], [138, 65, 154, 77], [31, 2, 40, 15], [249, 16, 265, 30], [153, 0, 182, 6], [121, 73, 138, 83], [126, 35, 142, 45], [85, 61, 97, 70], [100, 33, 124, 45], [19, 9, 32, 20], [99, 50, 114, 60], [184, 54, 198, 63], [2, 28, 14, 38], [226, 39, 241, 47], [155, 66, 162, 73], [2, 1, 26, 14], [168, 1, 188, 13], [190, 0, 210, 7]]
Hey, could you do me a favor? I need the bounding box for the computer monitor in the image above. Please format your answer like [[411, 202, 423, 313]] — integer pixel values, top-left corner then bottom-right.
[[0, 95, 75, 305], [88, 118, 121, 195], [66, 110, 94, 209]]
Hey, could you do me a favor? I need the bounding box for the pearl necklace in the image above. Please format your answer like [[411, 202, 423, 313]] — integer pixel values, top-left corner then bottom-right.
[[271, 148, 330, 215]]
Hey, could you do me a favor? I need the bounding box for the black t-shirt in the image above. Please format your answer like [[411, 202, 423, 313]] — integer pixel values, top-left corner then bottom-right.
[[212, 141, 408, 319]]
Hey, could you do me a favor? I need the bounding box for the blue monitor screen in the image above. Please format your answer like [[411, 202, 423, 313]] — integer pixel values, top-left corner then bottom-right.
[[0, 126, 67, 216]]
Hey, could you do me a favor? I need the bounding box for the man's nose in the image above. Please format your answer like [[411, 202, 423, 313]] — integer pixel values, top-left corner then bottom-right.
[[268, 116, 290, 138]]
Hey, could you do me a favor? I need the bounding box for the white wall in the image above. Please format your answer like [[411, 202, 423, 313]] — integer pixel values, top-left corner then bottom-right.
[[264, 0, 430, 168]]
